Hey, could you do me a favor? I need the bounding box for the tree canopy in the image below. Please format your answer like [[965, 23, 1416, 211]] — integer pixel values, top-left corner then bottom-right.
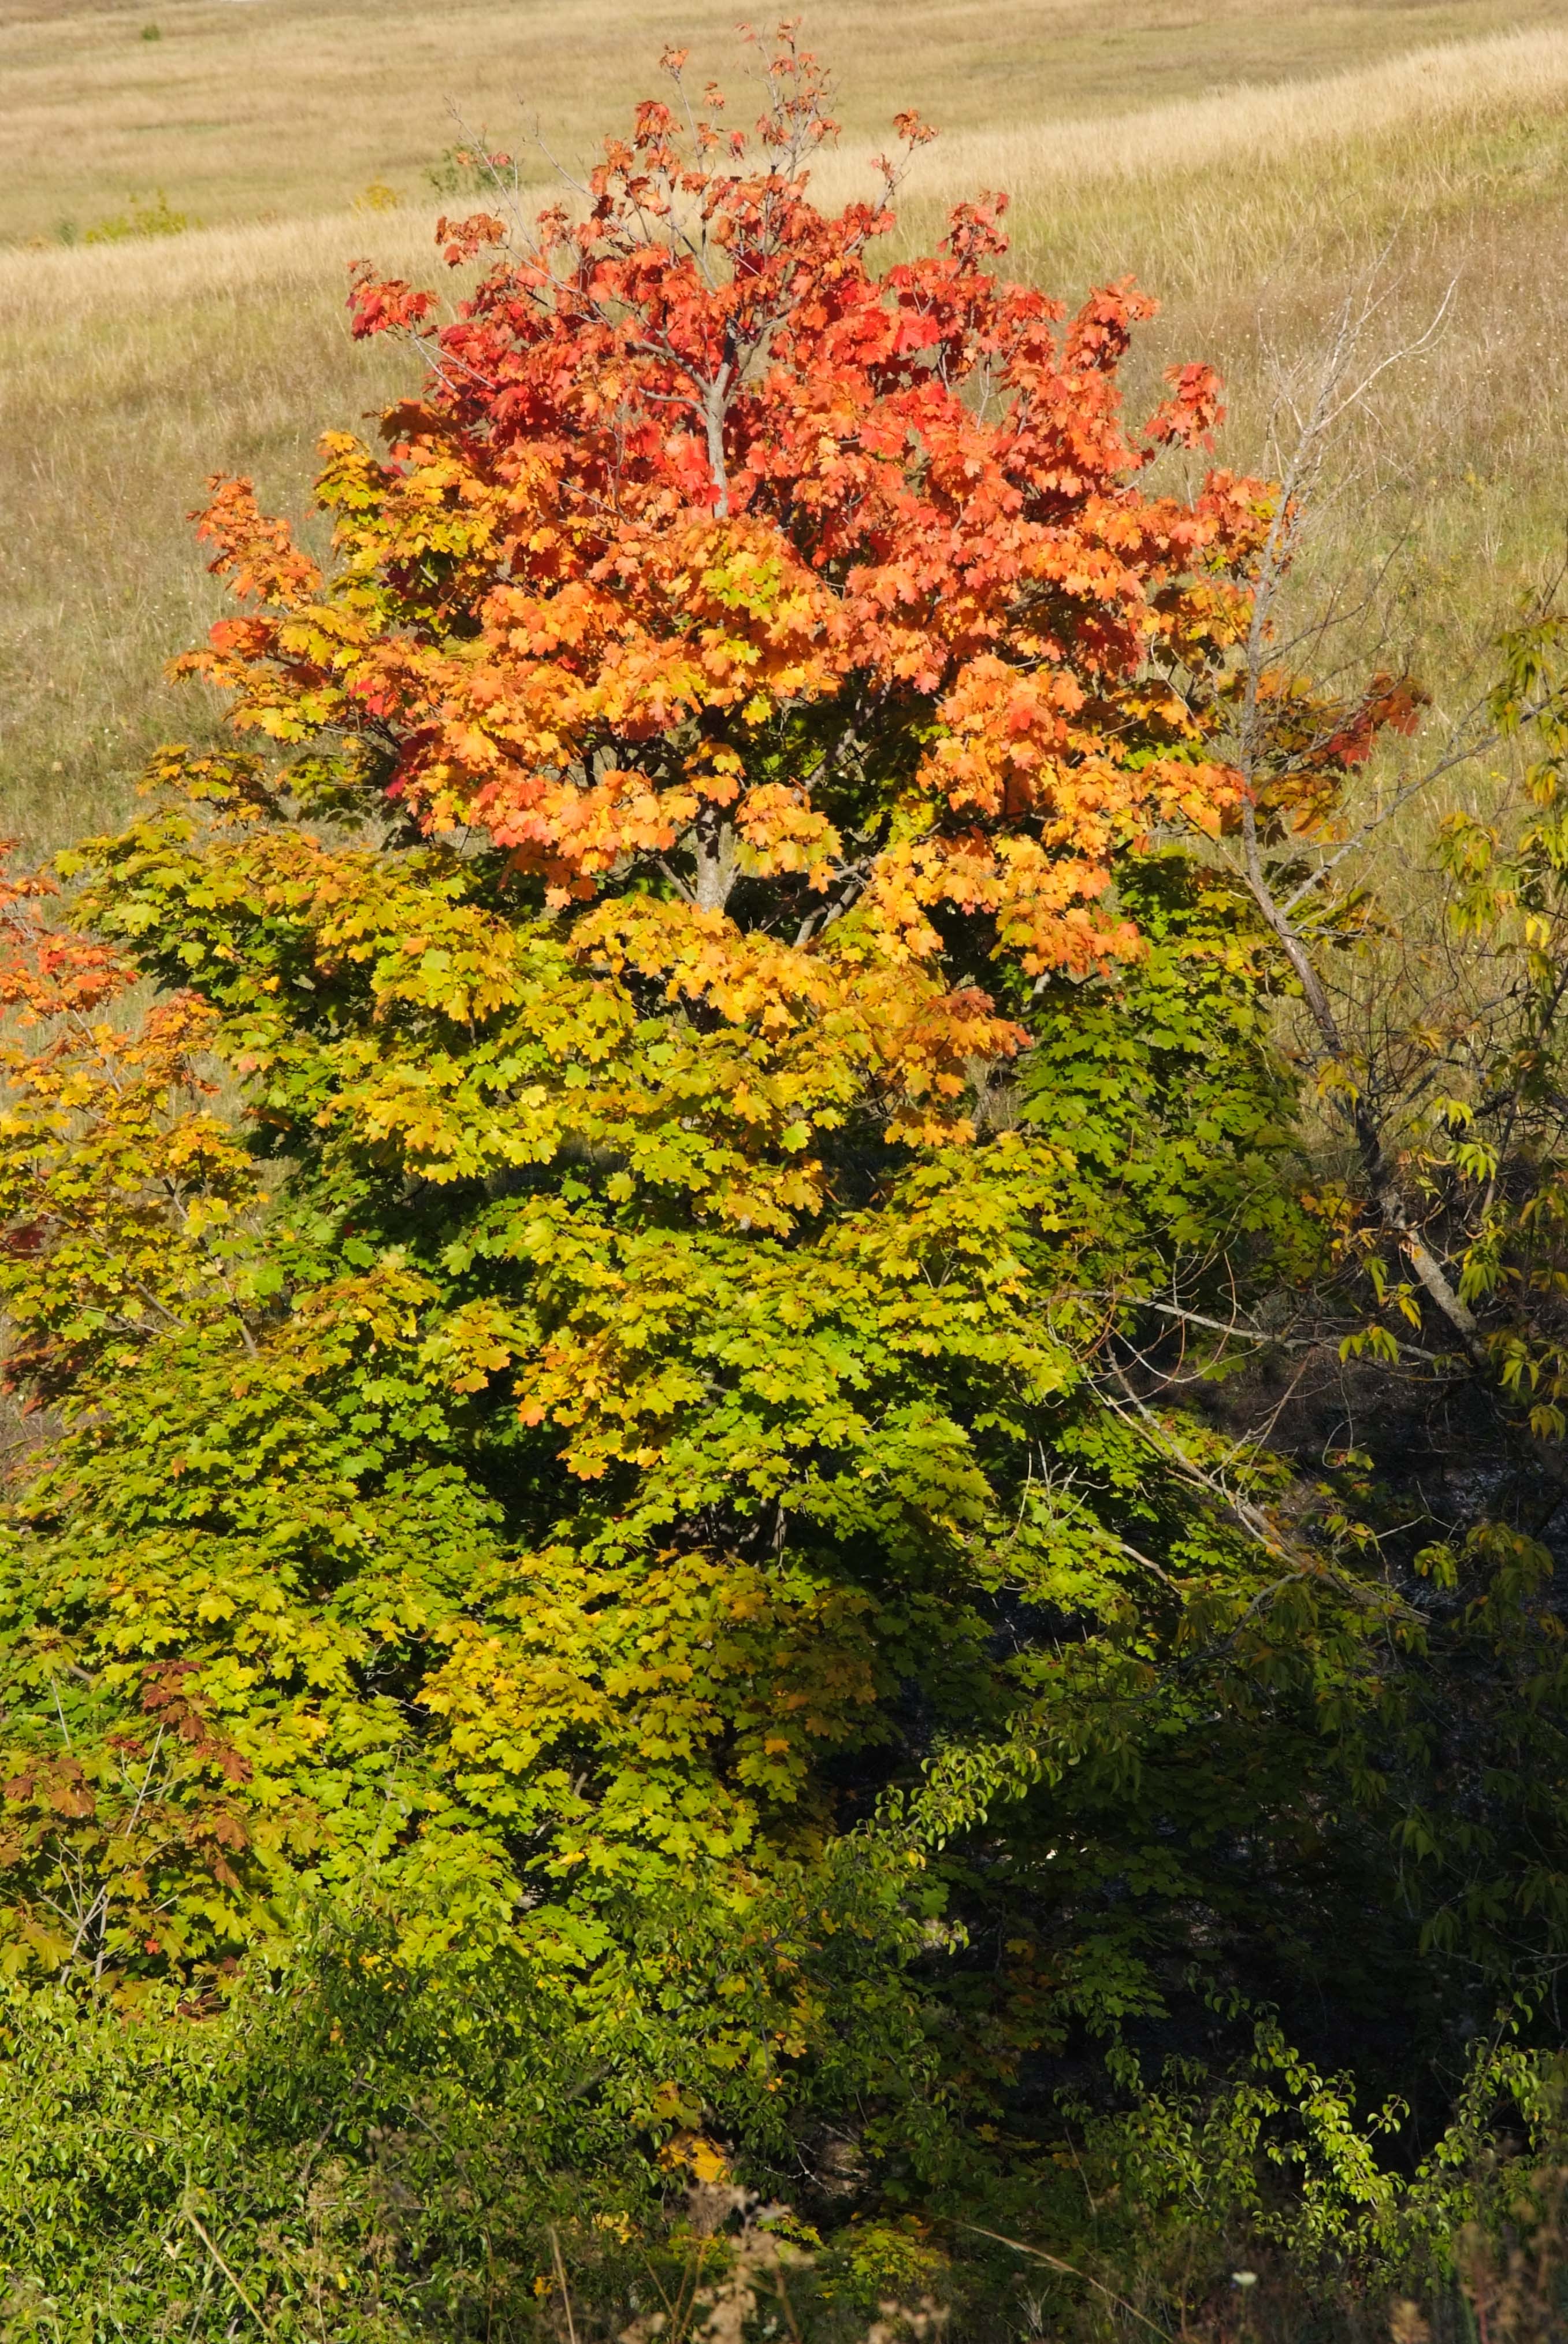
[[5, 31, 1568, 2340]]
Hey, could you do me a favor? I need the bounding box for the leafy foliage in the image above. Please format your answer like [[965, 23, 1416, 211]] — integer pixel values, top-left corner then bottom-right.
[[3, 31, 1568, 2338]]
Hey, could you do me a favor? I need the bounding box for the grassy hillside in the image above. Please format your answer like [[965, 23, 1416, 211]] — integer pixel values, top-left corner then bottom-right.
[[2, 0, 1567, 845], [9, 0, 1567, 239]]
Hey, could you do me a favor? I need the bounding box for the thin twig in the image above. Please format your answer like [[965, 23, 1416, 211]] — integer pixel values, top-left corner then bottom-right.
[[549, 2224, 579, 2344], [954, 2219, 1173, 2341], [180, 2206, 269, 2338]]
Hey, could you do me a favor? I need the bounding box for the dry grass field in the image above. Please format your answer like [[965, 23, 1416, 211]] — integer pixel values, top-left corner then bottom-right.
[[2, 0, 1568, 847], [9, 0, 1567, 238]]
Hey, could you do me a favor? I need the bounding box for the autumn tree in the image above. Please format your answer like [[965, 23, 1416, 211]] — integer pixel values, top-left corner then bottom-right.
[[2, 34, 1548, 2294]]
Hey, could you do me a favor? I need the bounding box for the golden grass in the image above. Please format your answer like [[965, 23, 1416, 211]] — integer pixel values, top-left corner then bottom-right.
[[1, 2, 1566, 847], [820, 23, 1568, 203], [0, 208, 420, 843], [6, 0, 1567, 243]]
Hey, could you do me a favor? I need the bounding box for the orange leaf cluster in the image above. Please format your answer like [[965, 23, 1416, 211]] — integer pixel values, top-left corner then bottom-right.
[[176, 24, 1272, 1099]]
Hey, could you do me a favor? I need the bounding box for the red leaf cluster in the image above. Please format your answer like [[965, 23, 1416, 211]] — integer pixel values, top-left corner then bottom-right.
[[178, 28, 1273, 1042]]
